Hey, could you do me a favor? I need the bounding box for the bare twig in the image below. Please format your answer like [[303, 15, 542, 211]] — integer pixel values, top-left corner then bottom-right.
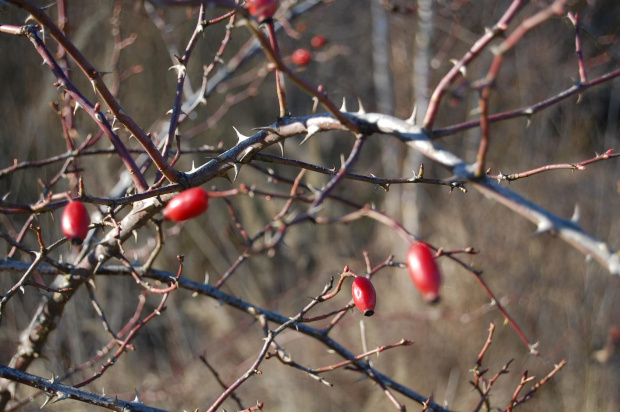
[[0, 365, 166, 412]]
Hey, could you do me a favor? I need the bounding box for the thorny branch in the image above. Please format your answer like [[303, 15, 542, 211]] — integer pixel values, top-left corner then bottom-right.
[[0, 0, 616, 411]]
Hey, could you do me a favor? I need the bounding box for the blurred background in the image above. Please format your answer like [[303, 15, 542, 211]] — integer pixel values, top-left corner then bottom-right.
[[0, 0, 619, 410]]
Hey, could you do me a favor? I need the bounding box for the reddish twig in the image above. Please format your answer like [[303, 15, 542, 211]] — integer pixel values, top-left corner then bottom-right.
[[243, 18, 361, 133], [473, 273, 538, 355], [265, 20, 288, 118], [423, 0, 525, 130], [506, 371, 536, 412], [567, 12, 588, 84], [313, 339, 413, 373], [7, 0, 180, 185], [508, 359, 566, 410], [474, 0, 567, 176], [486, 149, 617, 182], [198, 355, 244, 410], [73, 284, 169, 388], [432, 69, 620, 139]]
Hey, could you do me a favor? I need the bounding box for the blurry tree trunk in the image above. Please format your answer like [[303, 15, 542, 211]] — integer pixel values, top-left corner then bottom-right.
[[401, 0, 433, 235], [373, 0, 399, 219], [372, 0, 394, 116]]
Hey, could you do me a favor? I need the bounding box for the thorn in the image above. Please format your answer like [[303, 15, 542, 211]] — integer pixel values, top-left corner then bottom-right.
[[166, 108, 187, 116], [133, 230, 138, 242], [220, 171, 233, 183], [41, 394, 55, 408], [533, 221, 553, 236], [168, 64, 186, 75], [340, 97, 347, 112], [233, 126, 251, 144], [570, 204, 580, 223], [232, 163, 241, 182], [523, 108, 534, 128], [189, 160, 199, 173], [133, 389, 143, 404], [90, 79, 97, 94], [357, 98, 366, 114], [73, 101, 82, 115], [277, 141, 284, 156], [51, 392, 69, 404], [300, 125, 321, 145], [47, 373, 58, 384], [312, 96, 319, 113], [237, 146, 255, 163], [406, 105, 418, 125]]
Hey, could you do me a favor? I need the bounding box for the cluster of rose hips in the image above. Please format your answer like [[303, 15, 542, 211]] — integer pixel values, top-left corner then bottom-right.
[[62, 0, 442, 315], [351, 242, 443, 316], [63, 189, 441, 314], [246, 0, 328, 67], [61, 187, 210, 244]]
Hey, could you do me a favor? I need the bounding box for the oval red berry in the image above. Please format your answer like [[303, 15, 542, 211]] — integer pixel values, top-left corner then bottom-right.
[[352, 276, 376, 316], [246, 0, 278, 22], [61, 201, 91, 245], [310, 35, 328, 49], [291, 48, 312, 66], [163, 187, 209, 222], [406, 242, 442, 303]]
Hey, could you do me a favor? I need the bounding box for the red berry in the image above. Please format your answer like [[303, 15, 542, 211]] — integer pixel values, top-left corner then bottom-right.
[[246, 0, 277, 22], [406, 242, 442, 303], [352, 276, 376, 316], [163, 187, 209, 222], [61, 201, 91, 245], [310, 35, 328, 49], [291, 48, 312, 66]]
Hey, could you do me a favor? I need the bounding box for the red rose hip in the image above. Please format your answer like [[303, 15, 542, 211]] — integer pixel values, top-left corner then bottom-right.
[[352, 276, 376, 316], [406, 242, 442, 303], [291, 48, 312, 66], [310, 35, 328, 49], [163, 187, 209, 222], [61, 201, 91, 245], [246, 0, 278, 23]]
